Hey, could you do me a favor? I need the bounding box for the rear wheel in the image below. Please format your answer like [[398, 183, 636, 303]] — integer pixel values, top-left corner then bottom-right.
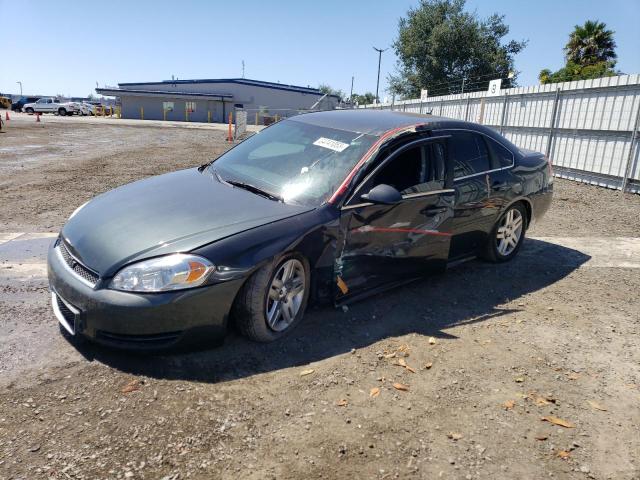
[[58, 108, 67, 116], [234, 254, 310, 342], [25, 107, 34, 114], [483, 203, 527, 262]]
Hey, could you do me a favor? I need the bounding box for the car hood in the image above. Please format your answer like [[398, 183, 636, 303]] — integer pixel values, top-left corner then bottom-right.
[[61, 168, 313, 276]]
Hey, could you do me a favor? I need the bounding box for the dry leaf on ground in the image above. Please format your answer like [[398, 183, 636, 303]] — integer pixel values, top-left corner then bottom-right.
[[541, 416, 575, 428], [587, 400, 607, 411], [503, 400, 515, 410], [121, 379, 142, 394], [535, 435, 548, 441], [336, 399, 348, 407], [383, 352, 396, 359], [447, 432, 463, 441], [424, 362, 433, 369], [392, 382, 409, 391], [515, 377, 525, 383], [535, 396, 551, 406], [300, 369, 315, 376], [370, 387, 381, 398], [428, 337, 436, 345], [405, 365, 416, 373], [557, 450, 571, 459]]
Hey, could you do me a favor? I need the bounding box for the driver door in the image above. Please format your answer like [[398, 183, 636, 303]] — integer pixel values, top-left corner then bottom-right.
[[335, 136, 454, 302]]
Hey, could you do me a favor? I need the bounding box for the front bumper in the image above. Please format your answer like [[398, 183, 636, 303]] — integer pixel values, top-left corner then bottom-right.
[[47, 241, 243, 351]]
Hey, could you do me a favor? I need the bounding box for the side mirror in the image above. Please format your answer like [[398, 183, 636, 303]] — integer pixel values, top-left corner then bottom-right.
[[361, 184, 402, 205]]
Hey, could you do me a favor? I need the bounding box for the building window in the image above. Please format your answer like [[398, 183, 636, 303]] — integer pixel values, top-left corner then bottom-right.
[[163, 101, 174, 112], [186, 101, 196, 113]]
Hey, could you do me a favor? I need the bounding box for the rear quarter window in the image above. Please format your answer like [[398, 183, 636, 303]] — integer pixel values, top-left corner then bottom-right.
[[486, 137, 514, 168]]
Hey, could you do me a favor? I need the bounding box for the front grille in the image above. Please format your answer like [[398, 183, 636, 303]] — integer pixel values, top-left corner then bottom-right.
[[57, 240, 99, 286]]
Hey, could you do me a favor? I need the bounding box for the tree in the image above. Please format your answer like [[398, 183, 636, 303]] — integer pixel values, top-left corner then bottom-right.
[[566, 20, 616, 66], [351, 92, 376, 105], [389, 0, 526, 98], [318, 84, 345, 101], [539, 20, 617, 84]]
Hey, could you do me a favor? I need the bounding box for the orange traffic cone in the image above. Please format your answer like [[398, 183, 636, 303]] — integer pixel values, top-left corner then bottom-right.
[[36, 113, 40, 122], [5, 111, 9, 121]]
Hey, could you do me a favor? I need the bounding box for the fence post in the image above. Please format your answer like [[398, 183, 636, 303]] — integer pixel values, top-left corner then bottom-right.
[[545, 88, 562, 160], [621, 100, 640, 192], [464, 97, 471, 121], [140, 107, 144, 120], [499, 94, 509, 134], [478, 98, 485, 124], [419, 101, 424, 114]]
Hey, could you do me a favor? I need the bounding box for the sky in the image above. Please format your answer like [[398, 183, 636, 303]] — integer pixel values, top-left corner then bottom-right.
[[1, 0, 639, 99]]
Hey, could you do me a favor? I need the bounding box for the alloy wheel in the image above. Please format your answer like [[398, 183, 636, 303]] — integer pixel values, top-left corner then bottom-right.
[[265, 259, 306, 332], [496, 208, 523, 256]]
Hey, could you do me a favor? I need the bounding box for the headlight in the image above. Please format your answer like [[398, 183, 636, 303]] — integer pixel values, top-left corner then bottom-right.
[[110, 254, 215, 292]]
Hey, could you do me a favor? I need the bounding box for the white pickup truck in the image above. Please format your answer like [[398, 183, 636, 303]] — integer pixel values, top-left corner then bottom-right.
[[23, 98, 80, 116]]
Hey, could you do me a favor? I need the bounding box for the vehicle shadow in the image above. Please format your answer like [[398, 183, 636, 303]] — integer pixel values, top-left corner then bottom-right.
[[70, 238, 590, 383]]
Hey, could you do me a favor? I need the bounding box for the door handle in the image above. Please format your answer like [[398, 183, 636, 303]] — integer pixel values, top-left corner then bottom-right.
[[422, 206, 448, 216]]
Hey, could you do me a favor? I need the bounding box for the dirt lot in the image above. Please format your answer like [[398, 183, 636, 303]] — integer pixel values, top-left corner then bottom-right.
[[1, 116, 639, 480]]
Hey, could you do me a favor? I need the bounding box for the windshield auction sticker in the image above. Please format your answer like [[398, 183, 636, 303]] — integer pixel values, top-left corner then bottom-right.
[[313, 137, 350, 152]]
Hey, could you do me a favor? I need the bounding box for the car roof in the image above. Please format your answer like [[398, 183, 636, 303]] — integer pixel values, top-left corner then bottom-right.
[[290, 109, 470, 136]]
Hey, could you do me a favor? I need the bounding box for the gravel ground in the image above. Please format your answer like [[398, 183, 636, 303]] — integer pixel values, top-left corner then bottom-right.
[[0, 118, 638, 480]]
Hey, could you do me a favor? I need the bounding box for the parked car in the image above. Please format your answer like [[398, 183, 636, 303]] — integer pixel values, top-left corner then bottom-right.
[[81, 102, 96, 116], [23, 98, 79, 116], [11, 96, 40, 112], [47, 110, 553, 350], [73, 102, 94, 116]]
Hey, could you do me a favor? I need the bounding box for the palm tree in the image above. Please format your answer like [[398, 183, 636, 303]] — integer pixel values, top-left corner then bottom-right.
[[565, 20, 617, 66]]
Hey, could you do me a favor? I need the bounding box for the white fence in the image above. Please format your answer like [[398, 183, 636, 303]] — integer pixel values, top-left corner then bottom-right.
[[359, 74, 640, 193]]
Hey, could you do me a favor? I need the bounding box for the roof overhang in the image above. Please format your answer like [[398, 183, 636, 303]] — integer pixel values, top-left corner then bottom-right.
[[95, 88, 234, 101]]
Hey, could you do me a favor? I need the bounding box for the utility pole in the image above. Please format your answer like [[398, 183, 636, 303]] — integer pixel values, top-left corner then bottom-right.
[[242, 60, 245, 78], [16, 81, 22, 96], [373, 47, 387, 104], [350, 76, 354, 103]]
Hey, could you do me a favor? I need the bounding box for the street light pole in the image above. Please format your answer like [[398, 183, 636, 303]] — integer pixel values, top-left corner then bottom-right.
[[16, 81, 22, 96], [350, 76, 354, 103], [373, 47, 387, 104]]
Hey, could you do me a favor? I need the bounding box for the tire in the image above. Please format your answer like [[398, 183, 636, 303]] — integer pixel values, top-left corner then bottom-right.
[[58, 108, 67, 116], [25, 107, 34, 114], [233, 253, 310, 342], [482, 202, 528, 263]]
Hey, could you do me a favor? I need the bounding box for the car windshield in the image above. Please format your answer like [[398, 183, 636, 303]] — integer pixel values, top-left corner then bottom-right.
[[211, 118, 378, 207]]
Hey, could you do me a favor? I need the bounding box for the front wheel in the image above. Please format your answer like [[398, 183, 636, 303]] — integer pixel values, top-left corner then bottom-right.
[[58, 108, 67, 116], [234, 254, 310, 342], [25, 107, 34, 114], [482, 203, 527, 263]]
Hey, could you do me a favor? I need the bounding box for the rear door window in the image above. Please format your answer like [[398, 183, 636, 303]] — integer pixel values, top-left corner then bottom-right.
[[447, 131, 491, 178]]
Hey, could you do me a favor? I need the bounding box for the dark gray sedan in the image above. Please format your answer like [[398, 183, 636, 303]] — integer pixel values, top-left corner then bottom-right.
[[48, 110, 553, 350]]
